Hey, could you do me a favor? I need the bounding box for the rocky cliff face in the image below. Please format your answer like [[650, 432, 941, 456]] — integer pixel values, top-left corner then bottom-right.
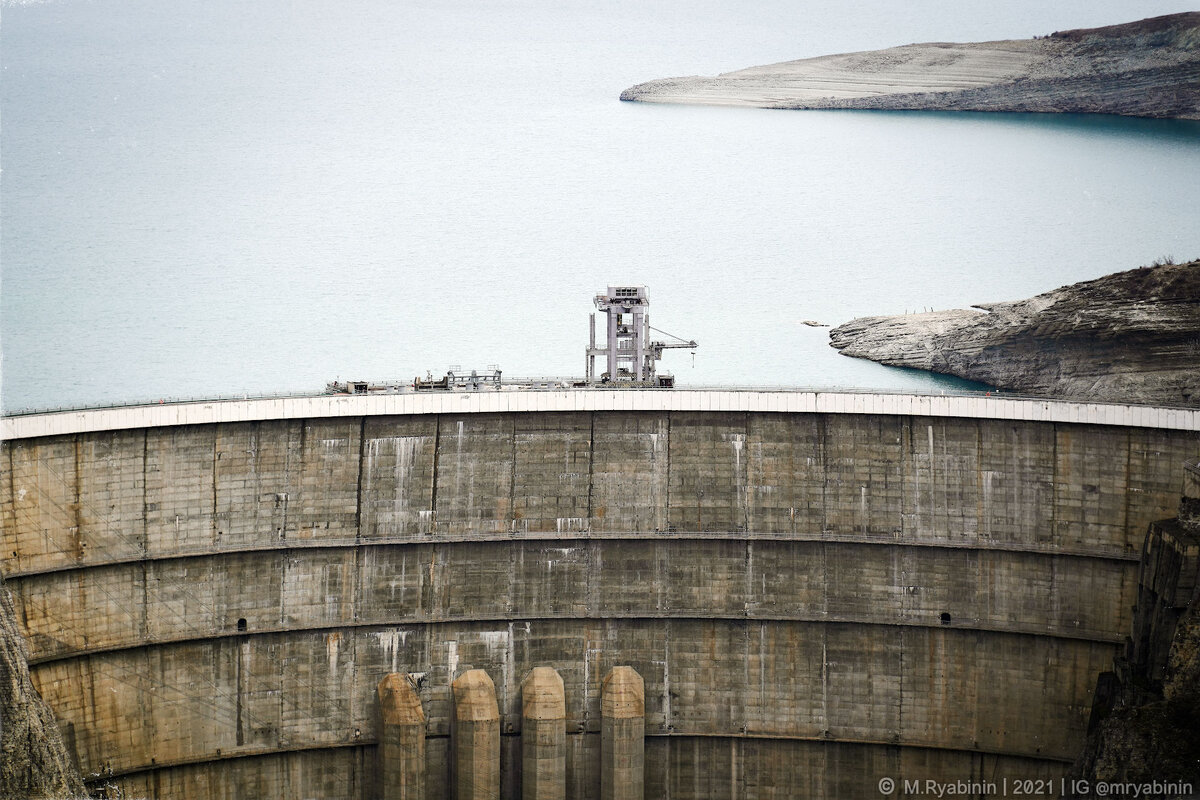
[[828, 260, 1200, 407], [621, 13, 1200, 119], [1076, 608, 1200, 790], [1, 578, 87, 799], [1073, 464, 1200, 791]]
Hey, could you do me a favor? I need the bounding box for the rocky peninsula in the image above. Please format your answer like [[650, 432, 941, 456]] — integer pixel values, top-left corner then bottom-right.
[[621, 13, 1200, 119], [828, 260, 1200, 407]]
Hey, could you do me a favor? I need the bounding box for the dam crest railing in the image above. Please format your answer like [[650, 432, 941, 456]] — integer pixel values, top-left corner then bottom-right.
[[2, 384, 1197, 440]]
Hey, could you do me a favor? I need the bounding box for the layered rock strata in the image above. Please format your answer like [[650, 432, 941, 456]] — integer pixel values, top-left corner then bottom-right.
[[828, 260, 1200, 406], [621, 13, 1200, 119]]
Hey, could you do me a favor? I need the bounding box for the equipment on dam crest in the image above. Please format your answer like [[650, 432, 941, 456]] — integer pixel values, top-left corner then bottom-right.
[[415, 367, 502, 391], [326, 285, 697, 394], [586, 285, 696, 387]]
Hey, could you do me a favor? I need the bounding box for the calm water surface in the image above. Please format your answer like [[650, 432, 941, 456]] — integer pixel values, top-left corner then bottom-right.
[[3, 0, 1199, 410]]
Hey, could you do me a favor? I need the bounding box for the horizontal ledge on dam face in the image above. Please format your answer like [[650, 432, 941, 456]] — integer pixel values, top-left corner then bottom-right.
[[4, 389, 1197, 439], [21, 613, 1127, 667], [35, 618, 1107, 773], [82, 729, 1079, 783], [0, 530, 1143, 580], [9, 533, 1139, 664]]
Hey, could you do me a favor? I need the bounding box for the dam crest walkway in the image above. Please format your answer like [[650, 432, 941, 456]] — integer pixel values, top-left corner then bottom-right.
[[4, 388, 1197, 440]]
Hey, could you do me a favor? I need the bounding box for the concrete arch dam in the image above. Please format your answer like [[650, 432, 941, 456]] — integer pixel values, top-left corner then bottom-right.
[[2, 391, 1197, 798]]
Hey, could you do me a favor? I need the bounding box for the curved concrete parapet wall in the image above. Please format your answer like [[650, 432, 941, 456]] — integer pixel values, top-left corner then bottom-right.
[[2, 392, 1197, 798], [4, 388, 1198, 441]]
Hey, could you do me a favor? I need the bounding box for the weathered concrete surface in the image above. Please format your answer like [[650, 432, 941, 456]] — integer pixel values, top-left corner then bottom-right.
[[22, 621, 1115, 773], [645, 738, 1067, 799], [5, 540, 1140, 663], [522, 667, 566, 800], [104, 740, 1070, 800], [1, 409, 1197, 798], [453, 669, 500, 800], [0, 577, 86, 799], [601, 667, 644, 800], [6, 413, 1193, 578], [378, 673, 425, 800], [620, 13, 1200, 119], [830, 261, 1200, 407]]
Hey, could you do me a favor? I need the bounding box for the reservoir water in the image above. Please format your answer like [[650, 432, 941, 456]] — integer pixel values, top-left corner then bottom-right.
[[3, 0, 1199, 412]]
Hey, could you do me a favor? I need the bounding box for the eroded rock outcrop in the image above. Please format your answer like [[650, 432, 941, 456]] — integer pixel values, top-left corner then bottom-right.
[[0, 578, 86, 799], [828, 260, 1200, 406], [1073, 463, 1200, 791], [621, 13, 1200, 119]]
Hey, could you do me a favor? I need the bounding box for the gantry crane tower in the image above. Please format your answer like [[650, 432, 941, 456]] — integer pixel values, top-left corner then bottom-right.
[[585, 286, 697, 386]]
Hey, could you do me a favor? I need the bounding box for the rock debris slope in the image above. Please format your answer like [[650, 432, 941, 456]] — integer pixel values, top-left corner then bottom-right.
[[828, 260, 1200, 407], [621, 13, 1200, 119]]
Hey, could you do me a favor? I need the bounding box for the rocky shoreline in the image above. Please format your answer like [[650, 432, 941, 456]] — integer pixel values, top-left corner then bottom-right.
[[828, 260, 1200, 407], [621, 13, 1200, 119]]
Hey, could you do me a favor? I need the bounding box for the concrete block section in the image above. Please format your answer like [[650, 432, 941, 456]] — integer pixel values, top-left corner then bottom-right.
[[601, 666, 645, 800], [521, 666, 566, 800], [378, 673, 426, 800], [453, 669, 500, 800]]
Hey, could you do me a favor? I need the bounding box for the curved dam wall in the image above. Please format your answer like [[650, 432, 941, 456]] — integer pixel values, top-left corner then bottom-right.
[[2, 391, 1197, 799]]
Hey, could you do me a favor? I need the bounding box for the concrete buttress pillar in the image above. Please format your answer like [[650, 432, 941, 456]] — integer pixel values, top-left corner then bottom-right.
[[521, 666, 566, 800], [378, 673, 426, 800], [453, 669, 500, 800], [601, 666, 644, 800]]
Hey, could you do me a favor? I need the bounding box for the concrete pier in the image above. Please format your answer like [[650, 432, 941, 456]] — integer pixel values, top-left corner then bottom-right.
[[453, 670, 500, 800], [522, 667, 566, 800], [378, 673, 426, 800], [601, 666, 645, 800]]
